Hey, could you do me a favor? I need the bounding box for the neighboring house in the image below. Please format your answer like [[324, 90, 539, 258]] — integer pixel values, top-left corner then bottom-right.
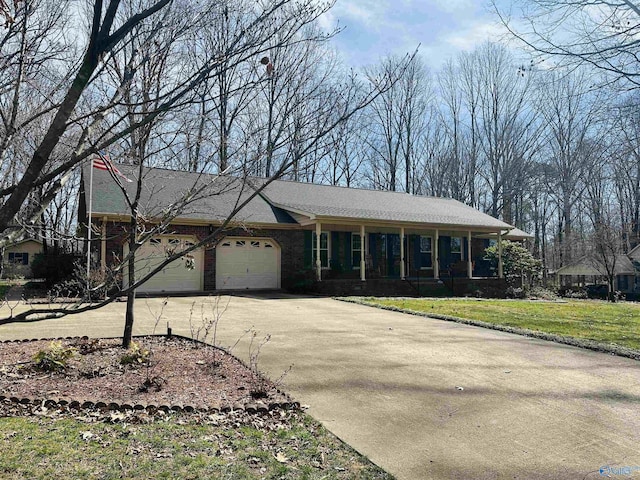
[[81, 164, 521, 295], [555, 254, 639, 294], [2, 239, 43, 278]]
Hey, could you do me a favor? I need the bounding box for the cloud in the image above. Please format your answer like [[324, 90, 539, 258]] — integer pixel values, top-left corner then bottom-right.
[[320, 0, 526, 69], [443, 21, 510, 51], [428, 0, 476, 14]]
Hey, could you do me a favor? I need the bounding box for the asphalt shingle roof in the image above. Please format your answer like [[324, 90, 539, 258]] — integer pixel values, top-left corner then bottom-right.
[[84, 164, 513, 230], [84, 164, 296, 225], [259, 179, 512, 230], [556, 255, 636, 276]]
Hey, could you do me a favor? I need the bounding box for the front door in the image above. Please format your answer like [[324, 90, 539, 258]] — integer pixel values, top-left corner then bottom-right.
[[369, 234, 401, 278], [387, 234, 401, 278]]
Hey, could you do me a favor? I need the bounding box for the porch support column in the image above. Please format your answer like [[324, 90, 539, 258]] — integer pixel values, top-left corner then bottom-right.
[[316, 221, 322, 282], [498, 231, 504, 279], [400, 227, 405, 280], [360, 225, 366, 281], [434, 229, 440, 279], [101, 217, 107, 271], [467, 230, 473, 278]]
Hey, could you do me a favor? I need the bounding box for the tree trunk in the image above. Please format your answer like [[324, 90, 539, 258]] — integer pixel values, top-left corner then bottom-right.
[[122, 218, 137, 348], [123, 289, 136, 348]]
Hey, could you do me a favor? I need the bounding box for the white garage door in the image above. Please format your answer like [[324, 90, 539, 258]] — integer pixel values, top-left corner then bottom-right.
[[124, 236, 203, 293], [216, 237, 280, 290]]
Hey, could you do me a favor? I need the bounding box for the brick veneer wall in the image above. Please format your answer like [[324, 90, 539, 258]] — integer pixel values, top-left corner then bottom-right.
[[98, 220, 304, 291]]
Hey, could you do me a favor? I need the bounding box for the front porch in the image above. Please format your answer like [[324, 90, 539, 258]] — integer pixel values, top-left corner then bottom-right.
[[303, 227, 504, 279]]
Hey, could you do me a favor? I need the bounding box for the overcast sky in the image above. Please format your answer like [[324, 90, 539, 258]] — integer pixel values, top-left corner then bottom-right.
[[319, 0, 515, 69]]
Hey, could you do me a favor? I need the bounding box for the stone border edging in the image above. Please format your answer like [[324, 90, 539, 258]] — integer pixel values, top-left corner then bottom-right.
[[337, 297, 640, 361], [0, 334, 300, 415]]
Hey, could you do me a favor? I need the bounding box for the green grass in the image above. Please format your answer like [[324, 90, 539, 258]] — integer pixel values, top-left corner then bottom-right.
[[0, 412, 392, 480], [360, 298, 640, 351]]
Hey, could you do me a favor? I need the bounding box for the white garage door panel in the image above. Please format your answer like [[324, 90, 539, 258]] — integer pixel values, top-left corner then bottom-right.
[[216, 238, 280, 290], [125, 236, 203, 293]]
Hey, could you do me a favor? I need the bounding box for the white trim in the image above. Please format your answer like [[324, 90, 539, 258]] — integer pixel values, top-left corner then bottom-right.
[[467, 230, 473, 278], [450, 236, 463, 258], [419, 235, 433, 271], [498, 232, 504, 278], [312, 230, 331, 270], [351, 233, 362, 270]]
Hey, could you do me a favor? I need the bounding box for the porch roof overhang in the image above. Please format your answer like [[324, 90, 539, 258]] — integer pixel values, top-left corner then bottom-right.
[[267, 204, 513, 235], [476, 227, 534, 241]]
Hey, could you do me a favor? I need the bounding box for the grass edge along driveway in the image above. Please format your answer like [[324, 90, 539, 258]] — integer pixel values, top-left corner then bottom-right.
[[344, 297, 640, 358]]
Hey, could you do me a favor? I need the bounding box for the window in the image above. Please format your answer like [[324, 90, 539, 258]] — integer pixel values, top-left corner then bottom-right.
[[8, 252, 28, 265], [150, 238, 161, 245], [352, 234, 362, 268], [235, 240, 246, 247], [312, 232, 329, 268], [419, 236, 432, 269], [250, 241, 260, 248], [618, 275, 629, 291], [451, 237, 462, 257]]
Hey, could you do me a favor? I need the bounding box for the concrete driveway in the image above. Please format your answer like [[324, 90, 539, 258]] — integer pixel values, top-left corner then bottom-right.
[[2, 294, 640, 479]]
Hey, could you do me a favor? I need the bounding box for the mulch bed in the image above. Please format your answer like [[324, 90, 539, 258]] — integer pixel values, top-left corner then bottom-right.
[[0, 336, 294, 413]]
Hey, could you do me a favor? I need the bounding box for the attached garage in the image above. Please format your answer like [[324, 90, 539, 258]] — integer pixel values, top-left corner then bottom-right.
[[124, 236, 203, 293], [216, 237, 280, 290]]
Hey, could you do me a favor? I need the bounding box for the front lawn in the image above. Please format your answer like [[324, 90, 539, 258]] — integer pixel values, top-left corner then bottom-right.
[[356, 298, 640, 351], [0, 409, 392, 480]]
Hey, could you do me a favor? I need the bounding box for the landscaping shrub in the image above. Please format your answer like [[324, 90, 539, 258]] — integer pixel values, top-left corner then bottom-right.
[[33, 341, 77, 372], [119, 341, 151, 365], [31, 253, 81, 286], [49, 265, 119, 299], [528, 286, 560, 301], [505, 286, 526, 299]]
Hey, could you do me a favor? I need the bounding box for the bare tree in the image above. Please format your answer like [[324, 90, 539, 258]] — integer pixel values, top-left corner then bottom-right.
[[612, 94, 640, 248], [473, 42, 538, 224], [364, 53, 427, 193], [0, 0, 341, 246], [496, 0, 640, 90], [535, 70, 607, 264], [0, 1, 414, 345]]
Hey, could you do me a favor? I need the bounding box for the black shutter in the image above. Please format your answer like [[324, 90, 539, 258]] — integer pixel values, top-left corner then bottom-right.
[[331, 232, 339, 268], [369, 234, 377, 269], [345, 232, 352, 269]]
